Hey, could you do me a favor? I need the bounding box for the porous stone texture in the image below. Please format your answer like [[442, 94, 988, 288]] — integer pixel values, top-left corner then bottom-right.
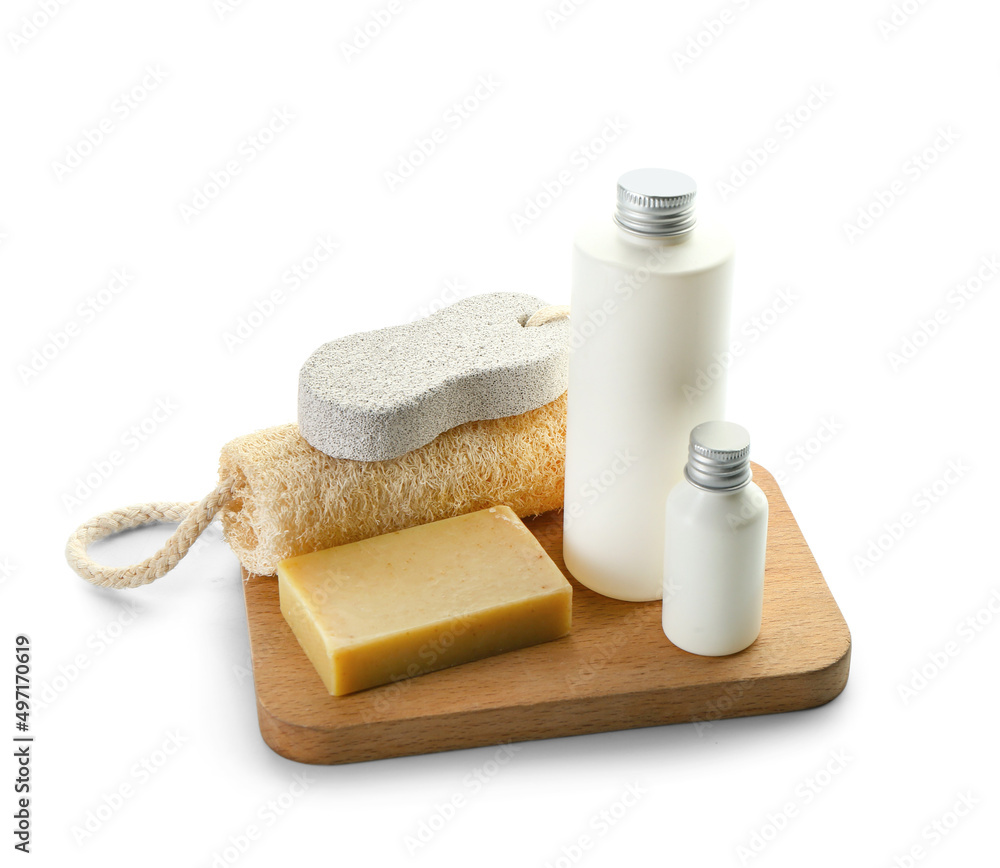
[[298, 292, 569, 461]]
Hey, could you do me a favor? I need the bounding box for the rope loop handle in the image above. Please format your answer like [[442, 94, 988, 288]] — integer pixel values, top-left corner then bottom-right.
[[524, 304, 570, 327], [65, 476, 237, 590]]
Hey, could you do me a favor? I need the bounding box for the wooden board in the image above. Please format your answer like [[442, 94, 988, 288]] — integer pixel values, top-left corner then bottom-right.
[[242, 463, 850, 765]]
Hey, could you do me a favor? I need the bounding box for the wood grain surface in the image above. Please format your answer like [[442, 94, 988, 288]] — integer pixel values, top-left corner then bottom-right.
[[241, 462, 851, 765]]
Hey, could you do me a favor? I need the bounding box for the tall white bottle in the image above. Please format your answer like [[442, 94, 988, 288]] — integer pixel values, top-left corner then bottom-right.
[[662, 421, 768, 656], [563, 169, 734, 601]]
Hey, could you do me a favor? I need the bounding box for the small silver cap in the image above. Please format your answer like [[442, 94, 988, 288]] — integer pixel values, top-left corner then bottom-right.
[[685, 421, 752, 491], [614, 168, 697, 237]]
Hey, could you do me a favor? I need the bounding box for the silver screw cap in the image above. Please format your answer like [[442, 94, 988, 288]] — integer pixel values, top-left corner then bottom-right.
[[614, 168, 697, 237], [685, 421, 752, 491]]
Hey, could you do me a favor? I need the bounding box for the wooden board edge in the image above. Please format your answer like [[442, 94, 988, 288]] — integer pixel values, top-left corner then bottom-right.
[[253, 633, 853, 765]]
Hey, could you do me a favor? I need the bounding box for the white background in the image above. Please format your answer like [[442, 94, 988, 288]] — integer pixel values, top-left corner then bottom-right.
[[2, 0, 998, 865]]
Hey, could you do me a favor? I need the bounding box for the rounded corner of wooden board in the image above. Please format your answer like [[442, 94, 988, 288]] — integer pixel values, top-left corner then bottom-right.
[[253, 699, 328, 765], [805, 629, 852, 707]]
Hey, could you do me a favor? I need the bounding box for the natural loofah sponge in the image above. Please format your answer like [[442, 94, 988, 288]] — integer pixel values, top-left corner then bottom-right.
[[218, 392, 567, 576], [297, 292, 570, 461]]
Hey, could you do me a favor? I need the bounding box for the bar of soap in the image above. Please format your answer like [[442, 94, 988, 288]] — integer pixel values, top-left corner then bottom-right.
[[277, 506, 573, 696]]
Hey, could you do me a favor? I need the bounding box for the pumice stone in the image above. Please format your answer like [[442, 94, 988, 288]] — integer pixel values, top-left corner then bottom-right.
[[298, 292, 570, 461]]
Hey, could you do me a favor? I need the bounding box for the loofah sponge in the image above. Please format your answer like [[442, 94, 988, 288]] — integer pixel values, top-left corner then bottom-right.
[[218, 392, 567, 576], [297, 292, 570, 461]]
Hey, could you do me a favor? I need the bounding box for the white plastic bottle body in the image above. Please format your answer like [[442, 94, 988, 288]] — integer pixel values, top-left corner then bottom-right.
[[563, 218, 734, 601], [662, 480, 768, 656]]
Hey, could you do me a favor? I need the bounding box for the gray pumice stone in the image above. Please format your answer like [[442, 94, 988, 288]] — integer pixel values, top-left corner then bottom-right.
[[298, 292, 570, 461]]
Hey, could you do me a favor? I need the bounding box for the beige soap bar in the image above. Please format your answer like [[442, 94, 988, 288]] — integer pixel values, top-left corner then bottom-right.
[[277, 506, 572, 696]]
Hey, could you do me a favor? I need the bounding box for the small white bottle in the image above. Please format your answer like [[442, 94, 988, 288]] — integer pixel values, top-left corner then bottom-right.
[[563, 169, 735, 602], [662, 421, 767, 656]]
